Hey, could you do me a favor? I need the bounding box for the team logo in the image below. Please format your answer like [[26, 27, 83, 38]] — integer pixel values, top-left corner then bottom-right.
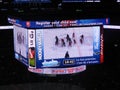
[[42, 59, 59, 67], [26, 21, 31, 27]]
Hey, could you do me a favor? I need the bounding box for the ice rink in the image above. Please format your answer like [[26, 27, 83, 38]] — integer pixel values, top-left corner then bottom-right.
[[43, 27, 95, 59]]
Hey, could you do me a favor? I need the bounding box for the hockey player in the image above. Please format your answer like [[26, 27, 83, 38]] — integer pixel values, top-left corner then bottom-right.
[[73, 39, 76, 44], [80, 34, 84, 44], [65, 51, 69, 58], [72, 32, 76, 44], [72, 32, 75, 38], [61, 39, 66, 47], [17, 32, 22, 44], [68, 38, 72, 47], [80, 38, 83, 44], [66, 34, 70, 42], [55, 36, 59, 46], [81, 34, 84, 41]]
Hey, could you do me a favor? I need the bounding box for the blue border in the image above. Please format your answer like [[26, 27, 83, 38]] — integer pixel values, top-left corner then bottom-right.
[[8, 18, 110, 28]]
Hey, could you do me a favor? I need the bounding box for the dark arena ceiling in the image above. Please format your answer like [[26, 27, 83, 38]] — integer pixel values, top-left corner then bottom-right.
[[0, 0, 120, 24]]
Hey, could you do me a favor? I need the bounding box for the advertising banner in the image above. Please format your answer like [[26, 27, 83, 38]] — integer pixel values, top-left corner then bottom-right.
[[28, 29, 36, 68], [8, 18, 110, 28]]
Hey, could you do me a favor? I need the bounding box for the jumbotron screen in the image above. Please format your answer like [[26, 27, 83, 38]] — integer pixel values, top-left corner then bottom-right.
[[13, 25, 103, 67], [8, 18, 109, 75], [34, 26, 103, 68]]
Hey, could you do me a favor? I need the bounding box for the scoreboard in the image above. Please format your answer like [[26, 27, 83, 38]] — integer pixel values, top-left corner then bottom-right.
[[8, 17, 109, 75]]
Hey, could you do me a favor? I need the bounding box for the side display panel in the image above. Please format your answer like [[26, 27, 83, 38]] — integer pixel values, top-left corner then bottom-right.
[[13, 25, 28, 66], [28, 29, 36, 68], [35, 26, 103, 68], [14, 0, 51, 3]]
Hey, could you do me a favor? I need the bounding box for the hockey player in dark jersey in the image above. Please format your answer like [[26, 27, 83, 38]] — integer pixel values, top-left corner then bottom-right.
[[55, 36, 59, 46], [72, 32, 75, 38], [65, 51, 69, 58], [81, 34, 84, 40], [61, 39, 66, 47], [72, 32, 76, 44], [68, 38, 72, 46], [66, 34, 70, 42], [80, 34, 84, 44]]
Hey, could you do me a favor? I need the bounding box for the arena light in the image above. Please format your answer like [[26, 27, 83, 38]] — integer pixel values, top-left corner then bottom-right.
[[0, 25, 13, 30], [103, 25, 120, 29]]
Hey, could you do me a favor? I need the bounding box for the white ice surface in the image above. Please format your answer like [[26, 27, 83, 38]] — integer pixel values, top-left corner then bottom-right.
[[43, 27, 94, 59]]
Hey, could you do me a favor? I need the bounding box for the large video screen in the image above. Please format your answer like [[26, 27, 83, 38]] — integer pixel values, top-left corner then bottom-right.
[[35, 26, 103, 68], [14, 25, 28, 66], [13, 25, 103, 68], [43, 27, 93, 59], [9, 17, 108, 74]]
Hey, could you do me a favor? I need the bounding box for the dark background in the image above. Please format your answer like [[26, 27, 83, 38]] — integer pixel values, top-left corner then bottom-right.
[[0, 0, 120, 89]]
